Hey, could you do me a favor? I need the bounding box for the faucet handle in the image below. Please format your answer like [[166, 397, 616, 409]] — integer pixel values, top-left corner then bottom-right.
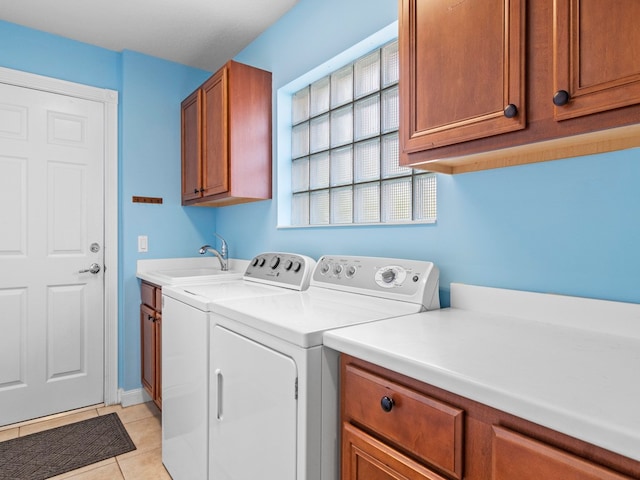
[[213, 233, 228, 258]]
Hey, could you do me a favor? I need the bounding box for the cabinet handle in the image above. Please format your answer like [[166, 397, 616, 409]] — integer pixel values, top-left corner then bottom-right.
[[200, 188, 205, 193], [147, 314, 155, 322], [194, 188, 199, 194], [503, 104, 518, 118], [553, 90, 570, 106], [380, 395, 394, 413]]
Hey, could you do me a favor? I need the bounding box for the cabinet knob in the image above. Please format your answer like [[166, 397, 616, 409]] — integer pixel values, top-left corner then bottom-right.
[[503, 104, 518, 118], [553, 90, 570, 106], [380, 395, 394, 413]]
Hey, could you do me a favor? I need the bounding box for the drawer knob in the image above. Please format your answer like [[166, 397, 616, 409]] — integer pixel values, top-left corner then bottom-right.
[[553, 90, 570, 106], [380, 395, 394, 413]]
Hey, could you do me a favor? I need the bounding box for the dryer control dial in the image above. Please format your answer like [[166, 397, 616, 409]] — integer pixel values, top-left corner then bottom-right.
[[375, 266, 407, 288]]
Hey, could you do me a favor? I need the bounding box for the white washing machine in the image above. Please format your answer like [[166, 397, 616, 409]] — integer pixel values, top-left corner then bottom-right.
[[207, 255, 440, 480], [161, 252, 316, 480]]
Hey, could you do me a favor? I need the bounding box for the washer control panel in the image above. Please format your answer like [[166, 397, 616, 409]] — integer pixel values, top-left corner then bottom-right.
[[243, 252, 316, 290], [312, 255, 440, 310]]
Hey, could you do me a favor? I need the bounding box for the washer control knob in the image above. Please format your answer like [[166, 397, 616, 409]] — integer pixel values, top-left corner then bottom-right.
[[333, 264, 343, 276], [270, 256, 281, 269], [292, 261, 302, 273], [381, 269, 396, 284], [284, 259, 293, 271], [258, 257, 266, 267], [346, 265, 357, 278], [375, 266, 407, 288], [251, 257, 260, 267], [320, 262, 331, 275]]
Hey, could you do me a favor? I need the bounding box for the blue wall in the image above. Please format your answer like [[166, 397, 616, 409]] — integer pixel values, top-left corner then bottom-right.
[[0, 21, 214, 391], [220, 0, 640, 307], [119, 51, 213, 390], [2, 0, 639, 396]]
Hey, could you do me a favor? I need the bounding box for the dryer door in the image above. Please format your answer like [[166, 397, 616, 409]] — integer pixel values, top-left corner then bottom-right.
[[211, 325, 298, 480]]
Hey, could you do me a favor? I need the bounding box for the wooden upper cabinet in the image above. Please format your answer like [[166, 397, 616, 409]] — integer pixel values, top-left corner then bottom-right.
[[181, 60, 272, 206], [181, 89, 202, 202], [553, 0, 640, 121], [400, 0, 640, 174], [399, 0, 526, 153]]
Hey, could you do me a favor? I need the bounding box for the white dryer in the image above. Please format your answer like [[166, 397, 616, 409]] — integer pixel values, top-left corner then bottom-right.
[[207, 255, 440, 480], [161, 252, 315, 480]]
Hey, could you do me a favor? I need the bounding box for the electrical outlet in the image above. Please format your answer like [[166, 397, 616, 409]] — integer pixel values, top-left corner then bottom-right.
[[138, 235, 148, 253]]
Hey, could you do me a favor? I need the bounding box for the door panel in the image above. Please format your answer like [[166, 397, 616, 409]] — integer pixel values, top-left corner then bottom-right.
[[553, 0, 640, 120], [0, 156, 26, 254], [0, 288, 26, 387], [0, 82, 105, 426], [202, 69, 229, 196], [47, 285, 86, 379], [400, 0, 526, 153], [181, 89, 202, 202], [211, 325, 297, 480]]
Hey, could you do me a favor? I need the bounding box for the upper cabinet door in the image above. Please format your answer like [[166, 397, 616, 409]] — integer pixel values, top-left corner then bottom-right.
[[399, 0, 526, 154], [553, 0, 640, 121], [181, 89, 202, 202], [201, 68, 229, 197]]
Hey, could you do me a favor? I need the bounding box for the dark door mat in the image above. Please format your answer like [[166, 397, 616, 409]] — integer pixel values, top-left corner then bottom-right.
[[0, 412, 136, 480]]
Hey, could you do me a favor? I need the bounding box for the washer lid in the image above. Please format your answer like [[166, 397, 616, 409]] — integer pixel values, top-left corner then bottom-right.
[[162, 280, 294, 310], [212, 286, 425, 348]]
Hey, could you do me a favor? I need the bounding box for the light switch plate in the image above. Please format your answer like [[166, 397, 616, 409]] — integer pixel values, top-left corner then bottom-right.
[[138, 235, 148, 253]]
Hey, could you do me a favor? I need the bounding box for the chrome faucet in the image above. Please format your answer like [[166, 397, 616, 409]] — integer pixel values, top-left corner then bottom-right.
[[199, 233, 229, 271]]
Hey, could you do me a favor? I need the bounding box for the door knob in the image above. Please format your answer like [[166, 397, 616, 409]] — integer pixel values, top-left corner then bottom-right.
[[79, 263, 101, 274]]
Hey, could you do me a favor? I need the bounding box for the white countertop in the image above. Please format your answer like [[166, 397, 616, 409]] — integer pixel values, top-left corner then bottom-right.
[[323, 283, 640, 461]]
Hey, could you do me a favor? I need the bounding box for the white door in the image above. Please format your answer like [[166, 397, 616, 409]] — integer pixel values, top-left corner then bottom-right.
[[0, 82, 105, 426], [211, 325, 298, 480]]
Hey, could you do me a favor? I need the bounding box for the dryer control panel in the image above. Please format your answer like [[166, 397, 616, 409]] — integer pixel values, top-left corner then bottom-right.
[[312, 255, 440, 310], [243, 252, 316, 291]]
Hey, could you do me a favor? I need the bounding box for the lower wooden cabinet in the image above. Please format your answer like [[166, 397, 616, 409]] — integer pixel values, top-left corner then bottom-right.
[[342, 422, 448, 480], [140, 280, 162, 409], [492, 426, 634, 480], [342, 362, 463, 479], [340, 355, 640, 480]]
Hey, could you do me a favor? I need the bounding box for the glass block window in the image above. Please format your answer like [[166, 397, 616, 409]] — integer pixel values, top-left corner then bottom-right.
[[290, 40, 437, 226]]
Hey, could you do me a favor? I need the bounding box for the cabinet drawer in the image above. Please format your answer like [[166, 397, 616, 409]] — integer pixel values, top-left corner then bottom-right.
[[141, 281, 158, 309], [343, 364, 464, 479], [492, 426, 633, 480]]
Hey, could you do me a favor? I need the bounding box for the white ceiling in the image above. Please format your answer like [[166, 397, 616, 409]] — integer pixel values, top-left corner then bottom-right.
[[1, 0, 299, 72]]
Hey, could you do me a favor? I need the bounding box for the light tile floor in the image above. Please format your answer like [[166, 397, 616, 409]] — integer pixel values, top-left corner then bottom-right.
[[0, 402, 170, 480]]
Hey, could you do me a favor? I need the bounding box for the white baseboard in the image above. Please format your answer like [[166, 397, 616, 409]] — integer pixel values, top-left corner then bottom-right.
[[118, 388, 152, 407]]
